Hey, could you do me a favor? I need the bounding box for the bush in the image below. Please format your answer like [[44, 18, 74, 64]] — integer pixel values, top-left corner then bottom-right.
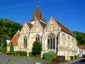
[[5, 51, 27, 56], [70, 56, 73, 60], [75, 56, 78, 59], [32, 41, 42, 57], [57, 56, 65, 60], [70, 56, 78, 60], [43, 51, 57, 62], [12, 52, 17, 56], [0, 47, 6, 53], [5, 52, 12, 55], [15, 51, 27, 56], [52, 56, 65, 63], [29, 52, 34, 57]]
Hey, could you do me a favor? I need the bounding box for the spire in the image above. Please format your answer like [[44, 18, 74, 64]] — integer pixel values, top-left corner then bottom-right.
[[32, 6, 45, 22]]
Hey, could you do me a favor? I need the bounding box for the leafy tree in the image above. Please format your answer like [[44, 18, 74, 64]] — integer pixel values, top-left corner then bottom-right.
[[0, 19, 22, 48], [32, 41, 42, 57], [73, 31, 85, 45]]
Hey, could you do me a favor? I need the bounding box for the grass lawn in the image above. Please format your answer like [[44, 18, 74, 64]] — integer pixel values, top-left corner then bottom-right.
[[28, 56, 48, 62], [27, 56, 64, 64]]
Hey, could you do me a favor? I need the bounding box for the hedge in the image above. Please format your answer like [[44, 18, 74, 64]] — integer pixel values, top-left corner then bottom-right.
[[43, 51, 57, 62], [52, 56, 65, 63], [5, 51, 27, 56], [5, 52, 12, 55], [57, 56, 65, 60], [70, 56, 78, 60], [0, 48, 6, 53], [15, 51, 27, 56]]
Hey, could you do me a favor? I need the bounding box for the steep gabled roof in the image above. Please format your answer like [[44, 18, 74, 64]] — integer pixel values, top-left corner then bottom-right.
[[8, 30, 20, 46], [57, 20, 74, 37], [26, 22, 33, 29], [32, 7, 45, 22], [39, 21, 46, 28], [52, 17, 75, 37]]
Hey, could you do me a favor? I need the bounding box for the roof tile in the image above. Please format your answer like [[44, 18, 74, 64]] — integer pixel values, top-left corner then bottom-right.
[[8, 31, 20, 46]]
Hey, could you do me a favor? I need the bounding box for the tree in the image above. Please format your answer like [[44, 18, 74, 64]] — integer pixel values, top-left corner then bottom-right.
[[32, 41, 42, 57], [10, 43, 14, 54], [73, 31, 85, 45], [0, 19, 22, 48]]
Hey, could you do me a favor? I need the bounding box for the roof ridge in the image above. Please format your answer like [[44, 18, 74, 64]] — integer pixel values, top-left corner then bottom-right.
[[8, 30, 20, 46], [14, 30, 20, 37], [51, 17, 75, 37]]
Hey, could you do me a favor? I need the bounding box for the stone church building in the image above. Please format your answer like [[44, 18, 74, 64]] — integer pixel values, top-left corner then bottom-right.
[[7, 7, 77, 60]]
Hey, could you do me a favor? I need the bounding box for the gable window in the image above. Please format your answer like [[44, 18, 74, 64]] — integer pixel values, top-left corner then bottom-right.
[[48, 33, 55, 49], [24, 36, 27, 48], [36, 34, 40, 41]]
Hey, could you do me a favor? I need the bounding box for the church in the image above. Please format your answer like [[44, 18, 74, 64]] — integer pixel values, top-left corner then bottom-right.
[[7, 7, 77, 60]]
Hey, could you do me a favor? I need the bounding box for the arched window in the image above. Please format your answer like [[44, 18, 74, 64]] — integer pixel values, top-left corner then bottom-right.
[[48, 33, 55, 49], [36, 34, 40, 41], [24, 36, 27, 48]]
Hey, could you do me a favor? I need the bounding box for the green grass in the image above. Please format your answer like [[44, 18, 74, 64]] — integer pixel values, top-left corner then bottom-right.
[[28, 56, 48, 62]]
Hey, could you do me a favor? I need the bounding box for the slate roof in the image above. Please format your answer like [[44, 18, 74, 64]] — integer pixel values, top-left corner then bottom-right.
[[55, 20, 75, 37]]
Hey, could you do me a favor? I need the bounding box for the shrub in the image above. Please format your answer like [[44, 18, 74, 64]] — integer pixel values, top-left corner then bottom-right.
[[12, 52, 17, 56], [75, 56, 78, 59], [32, 41, 42, 57], [70, 56, 78, 60], [70, 56, 73, 60], [29, 52, 35, 57], [5, 52, 12, 55], [0, 49, 3, 52], [57, 56, 65, 60], [43, 51, 57, 62], [0, 47, 6, 53], [5, 51, 27, 56], [16, 51, 27, 56], [52, 56, 65, 63]]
